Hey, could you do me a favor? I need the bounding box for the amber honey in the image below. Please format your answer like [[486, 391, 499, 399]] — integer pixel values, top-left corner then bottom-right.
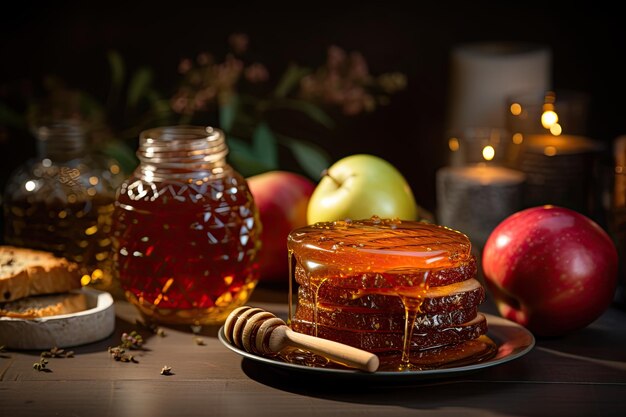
[[4, 197, 115, 287], [287, 216, 497, 371], [113, 178, 260, 325], [112, 126, 262, 326]]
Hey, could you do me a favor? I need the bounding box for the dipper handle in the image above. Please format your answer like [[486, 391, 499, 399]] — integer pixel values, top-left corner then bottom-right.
[[269, 324, 379, 372], [224, 306, 379, 373]]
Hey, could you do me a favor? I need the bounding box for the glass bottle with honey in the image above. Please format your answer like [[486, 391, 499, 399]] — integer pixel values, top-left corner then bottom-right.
[[111, 125, 262, 326], [2, 120, 125, 294]]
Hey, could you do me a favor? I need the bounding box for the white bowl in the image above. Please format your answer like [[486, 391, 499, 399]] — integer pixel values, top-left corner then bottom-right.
[[0, 287, 115, 350]]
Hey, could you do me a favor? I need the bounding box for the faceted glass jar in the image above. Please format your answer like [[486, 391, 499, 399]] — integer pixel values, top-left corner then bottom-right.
[[3, 121, 124, 294], [112, 126, 262, 326]]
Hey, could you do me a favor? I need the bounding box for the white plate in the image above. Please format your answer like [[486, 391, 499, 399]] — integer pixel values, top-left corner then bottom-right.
[[0, 287, 115, 350], [218, 313, 535, 382]]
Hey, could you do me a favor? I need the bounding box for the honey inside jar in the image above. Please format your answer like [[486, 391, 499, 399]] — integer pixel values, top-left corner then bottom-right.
[[286, 216, 497, 371]]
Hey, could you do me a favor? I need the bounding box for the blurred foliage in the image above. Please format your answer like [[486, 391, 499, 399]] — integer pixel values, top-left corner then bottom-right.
[[0, 34, 407, 180], [0, 51, 171, 175]]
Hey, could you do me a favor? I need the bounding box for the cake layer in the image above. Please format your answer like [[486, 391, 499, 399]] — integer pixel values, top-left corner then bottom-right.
[[297, 278, 485, 313], [291, 313, 488, 353], [294, 300, 478, 332], [294, 256, 477, 289]]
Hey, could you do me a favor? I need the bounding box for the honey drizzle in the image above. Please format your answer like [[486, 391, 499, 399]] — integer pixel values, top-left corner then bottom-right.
[[288, 249, 294, 327], [398, 270, 430, 370], [310, 277, 330, 338], [289, 248, 326, 338]]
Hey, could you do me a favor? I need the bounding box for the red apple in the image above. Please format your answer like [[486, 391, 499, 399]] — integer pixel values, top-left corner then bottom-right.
[[247, 171, 315, 284], [482, 205, 618, 337]]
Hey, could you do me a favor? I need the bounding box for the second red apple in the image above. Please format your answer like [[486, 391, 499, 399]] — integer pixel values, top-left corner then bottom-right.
[[247, 171, 315, 284], [482, 205, 618, 337]]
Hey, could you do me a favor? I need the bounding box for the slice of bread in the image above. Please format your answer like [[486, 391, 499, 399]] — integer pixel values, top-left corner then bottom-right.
[[0, 291, 88, 319], [0, 246, 82, 303]]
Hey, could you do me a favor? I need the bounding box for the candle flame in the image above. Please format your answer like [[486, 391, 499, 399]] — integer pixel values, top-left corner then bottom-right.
[[541, 110, 558, 129], [448, 137, 460, 152], [482, 145, 495, 161], [541, 91, 561, 135], [550, 123, 562, 136]]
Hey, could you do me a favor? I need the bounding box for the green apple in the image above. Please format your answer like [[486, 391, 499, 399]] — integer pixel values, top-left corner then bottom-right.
[[307, 154, 418, 224]]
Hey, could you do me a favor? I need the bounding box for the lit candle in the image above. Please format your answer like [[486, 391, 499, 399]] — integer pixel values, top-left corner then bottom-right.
[[436, 163, 526, 250], [516, 134, 601, 213], [524, 134, 598, 156], [442, 164, 526, 185]]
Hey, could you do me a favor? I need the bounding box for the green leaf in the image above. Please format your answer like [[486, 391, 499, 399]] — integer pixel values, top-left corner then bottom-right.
[[226, 136, 271, 177], [273, 64, 311, 98], [219, 95, 239, 133], [228, 152, 274, 177], [226, 136, 254, 157], [107, 50, 125, 109], [127, 67, 154, 110], [270, 99, 335, 129], [98, 139, 139, 175], [280, 135, 332, 180], [252, 123, 278, 169]]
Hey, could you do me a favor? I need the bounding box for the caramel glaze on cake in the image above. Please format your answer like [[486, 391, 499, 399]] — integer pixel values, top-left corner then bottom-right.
[[287, 217, 497, 371]]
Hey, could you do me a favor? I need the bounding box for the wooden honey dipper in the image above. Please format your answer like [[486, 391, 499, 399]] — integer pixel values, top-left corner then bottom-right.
[[224, 306, 379, 373]]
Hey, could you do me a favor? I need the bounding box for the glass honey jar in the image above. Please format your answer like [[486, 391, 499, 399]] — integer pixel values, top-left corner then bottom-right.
[[2, 120, 124, 293], [112, 125, 262, 326]]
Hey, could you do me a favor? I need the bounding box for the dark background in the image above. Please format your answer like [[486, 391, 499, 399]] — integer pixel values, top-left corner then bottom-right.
[[1, 2, 625, 214]]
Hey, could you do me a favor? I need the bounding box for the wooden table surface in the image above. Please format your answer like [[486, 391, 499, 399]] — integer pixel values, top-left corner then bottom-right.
[[1, 284, 625, 417]]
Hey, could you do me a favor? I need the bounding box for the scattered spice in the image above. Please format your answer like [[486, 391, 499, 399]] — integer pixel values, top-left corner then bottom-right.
[[108, 346, 138, 363], [120, 331, 144, 350], [160, 365, 173, 376], [106, 329, 146, 363], [194, 337, 205, 346], [41, 347, 74, 358], [33, 357, 50, 372]]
